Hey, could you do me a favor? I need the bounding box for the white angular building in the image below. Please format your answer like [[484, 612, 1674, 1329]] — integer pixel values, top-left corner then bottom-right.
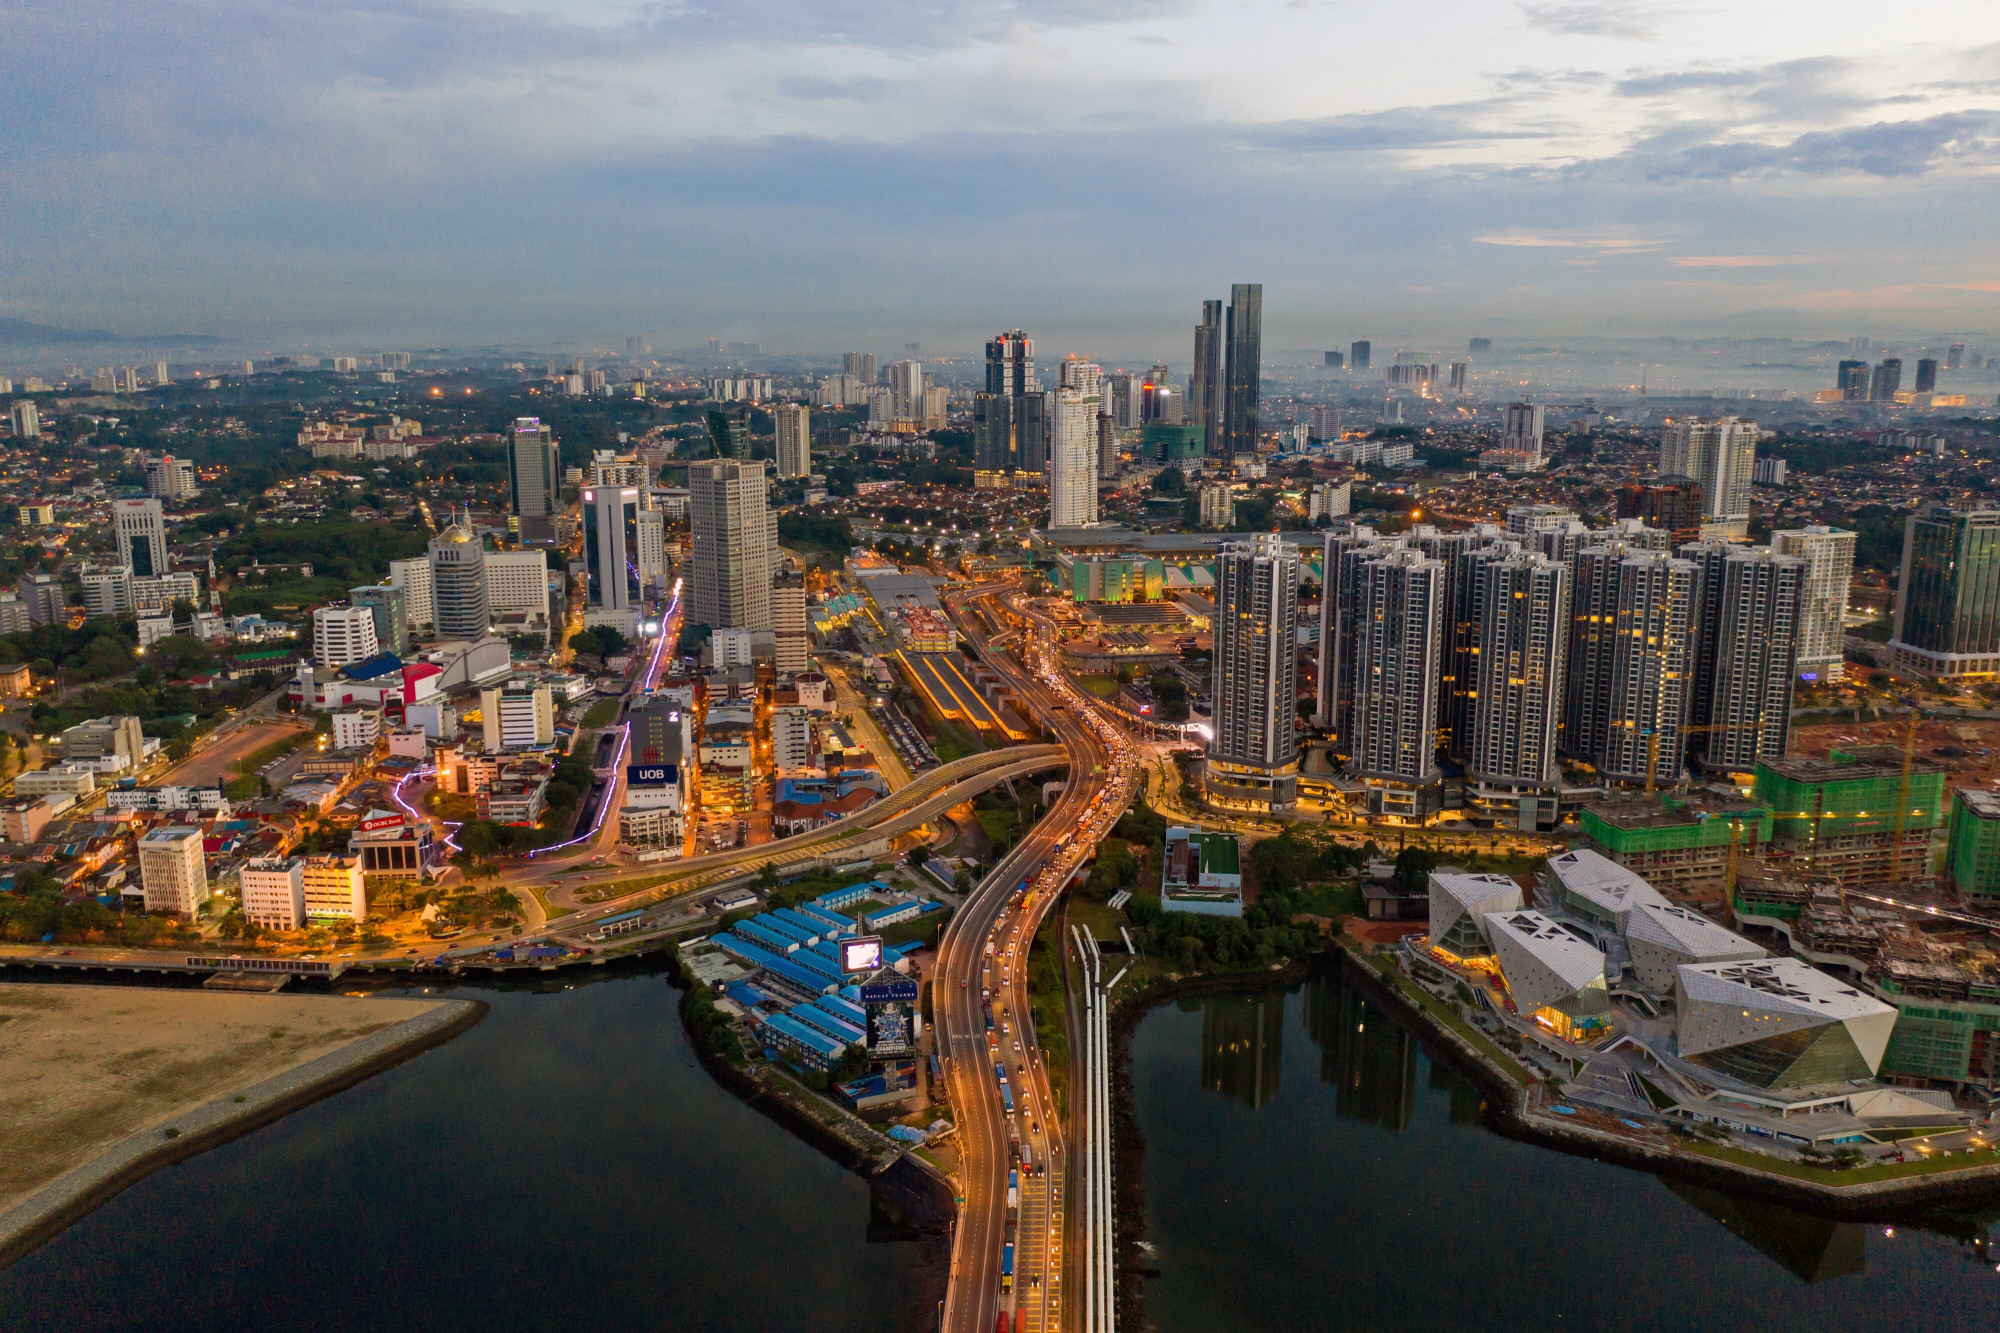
[[1675, 958, 1898, 1090], [1426, 870, 1523, 963], [1623, 902, 1765, 995], [1484, 909, 1613, 1042]]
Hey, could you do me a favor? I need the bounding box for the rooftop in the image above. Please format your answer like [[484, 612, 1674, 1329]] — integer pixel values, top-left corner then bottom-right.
[[1677, 957, 1892, 1021], [1484, 909, 1608, 989]]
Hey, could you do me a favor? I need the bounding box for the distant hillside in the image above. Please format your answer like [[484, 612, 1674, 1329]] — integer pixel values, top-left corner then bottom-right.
[[0, 317, 217, 346]]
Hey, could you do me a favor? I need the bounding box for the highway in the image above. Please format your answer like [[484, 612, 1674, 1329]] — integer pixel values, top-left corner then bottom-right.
[[936, 581, 1142, 1333]]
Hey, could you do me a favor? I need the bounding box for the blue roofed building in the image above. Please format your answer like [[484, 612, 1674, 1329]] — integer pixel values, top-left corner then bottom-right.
[[715, 934, 836, 1000], [862, 899, 944, 931], [755, 1011, 845, 1070], [793, 903, 853, 937], [816, 994, 868, 1028], [814, 883, 874, 912], [734, 918, 800, 955], [790, 1003, 866, 1046], [752, 913, 817, 947]]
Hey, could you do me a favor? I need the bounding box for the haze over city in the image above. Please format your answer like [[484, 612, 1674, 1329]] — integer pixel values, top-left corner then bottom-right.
[[7, 1, 2000, 344]]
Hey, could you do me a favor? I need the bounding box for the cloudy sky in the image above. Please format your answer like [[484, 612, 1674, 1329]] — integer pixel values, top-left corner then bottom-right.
[[4, 0, 2000, 353]]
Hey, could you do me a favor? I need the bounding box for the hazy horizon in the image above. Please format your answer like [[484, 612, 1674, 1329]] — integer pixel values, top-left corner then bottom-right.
[[6, 2, 2000, 346]]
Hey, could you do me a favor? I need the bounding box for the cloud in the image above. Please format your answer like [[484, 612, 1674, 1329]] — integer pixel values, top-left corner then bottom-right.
[[1672, 255, 1784, 267], [1518, 2, 1682, 40], [1645, 110, 2000, 178], [1474, 229, 1666, 254], [1239, 103, 1553, 154]]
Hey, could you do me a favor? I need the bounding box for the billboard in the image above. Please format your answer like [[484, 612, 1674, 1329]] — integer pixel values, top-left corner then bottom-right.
[[867, 1002, 915, 1055], [840, 935, 884, 974], [627, 764, 677, 786], [860, 977, 919, 1004], [358, 815, 404, 832]]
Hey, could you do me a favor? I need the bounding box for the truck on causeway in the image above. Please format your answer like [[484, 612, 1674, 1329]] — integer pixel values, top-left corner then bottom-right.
[[1001, 1242, 1015, 1294], [1007, 1169, 1018, 1212]]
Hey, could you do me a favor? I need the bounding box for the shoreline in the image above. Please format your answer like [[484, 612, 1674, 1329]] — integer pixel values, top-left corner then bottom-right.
[[1104, 940, 2000, 1333], [665, 962, 957, 1332], [0, 995, 486, 1273]]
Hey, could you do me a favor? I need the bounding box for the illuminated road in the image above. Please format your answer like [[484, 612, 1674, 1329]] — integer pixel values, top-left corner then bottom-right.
[[937, 581, 1142, 1333]]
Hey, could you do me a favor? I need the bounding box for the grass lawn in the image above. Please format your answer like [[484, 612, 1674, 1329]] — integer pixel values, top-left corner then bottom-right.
[[1078, 675, 1120, 697], [1291, 879, 1364, 919], [1068, 895, 1130, 943], [525, 883, 575, 921], [1681, 1139, 2000, 1185], [1029, 913, 1070, 1119], [581, 698, 621, 729], [572, 871, 682, 904], [877, 912, 948, 948]]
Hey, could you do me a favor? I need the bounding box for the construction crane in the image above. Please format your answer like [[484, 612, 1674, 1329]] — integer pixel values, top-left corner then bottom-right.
[[1642, 721, 1769, 797]]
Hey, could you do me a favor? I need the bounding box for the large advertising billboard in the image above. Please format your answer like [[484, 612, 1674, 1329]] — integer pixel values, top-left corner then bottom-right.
[[840, 935, 884, 974]]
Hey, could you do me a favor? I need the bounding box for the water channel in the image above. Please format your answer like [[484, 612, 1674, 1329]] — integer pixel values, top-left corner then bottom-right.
[[1129, 970, 2000, 1332], [0, 969, 940, 1333]]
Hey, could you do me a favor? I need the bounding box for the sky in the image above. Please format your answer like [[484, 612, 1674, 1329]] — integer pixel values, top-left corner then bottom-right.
[[4, 0, 2000, 354]]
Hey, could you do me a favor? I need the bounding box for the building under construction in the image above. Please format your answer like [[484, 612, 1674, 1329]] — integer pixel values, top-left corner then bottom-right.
[[1753, 746, 1947, 890], [1571, 786, 1773, 905]]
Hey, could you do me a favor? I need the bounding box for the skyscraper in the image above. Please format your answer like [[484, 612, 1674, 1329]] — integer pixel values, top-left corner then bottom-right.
[[689, 458, 776, 633], [1916, 358, 1939, 394], [1658, 416, 1757, 538], [1890, 505, 2000, 679], [1206, 532, 1300, 812], [1014, 391, 1049, 472], [1837, 360, 1869, 400], [1434, 526, 1513, 762], [428, 512, 489, 640], [1563, 549, 1699, 786], [9, 401, 39, 439], [1770, 525, 1856, 683], [1949, 343, 1966, 370], [973, 392, 1014, 471], [1048, 386, 1098, 529], [842, 351, 876, 384], [1869, 358, 1903, 403], [1193, 300, 1223, 455], [112, 498, 167, 577], [635, 507, 668, 597], [1349, 340, 1371, 374], [774, 403, 811, 478], [1223, 284, 1262, 457], [1501, 403, 1545, 463], [984, 331, 1033, 396], [1315, 525, 1383, 735], [1466, 550, 1568, 827], [508, 417, 561, 519], [773, 570, 808, 675], [1692, 546, 1804, 771], [583, 484, 644, 622], [884, 360, 924, 420], [1350, 545, 1444, 821]]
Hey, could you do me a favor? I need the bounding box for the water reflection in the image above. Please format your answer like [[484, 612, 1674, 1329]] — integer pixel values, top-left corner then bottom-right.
[[1135, 971, 2000, 1331], [1661, 1179, 1867, 1283], [1197, 992, 1283, 1109], [1304, 972, 1417, 1132]]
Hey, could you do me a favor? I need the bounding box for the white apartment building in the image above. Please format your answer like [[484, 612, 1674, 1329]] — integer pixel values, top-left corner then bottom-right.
[[313, 604, 381, 670], [1197, 485, 1234, 529], [390, 556, 434, 631], [80, 565, 134, 619], [485, 550, 551, 629], [331, 709, 381, 751], [132, 571, 200, 614], [1659, 416, 1758, 538], [240, 856, 307, 931], [636, 507, 668, 598], [708, 627, 754, 669], [772, 706, 815, 771], [479, 680, 554, 751], [1770, 525, 1856, 683], [113, 498, 168, 577], [139, 825, 208, 918], [145, 455, 198, 500], [1048, 385, 1098, 529]]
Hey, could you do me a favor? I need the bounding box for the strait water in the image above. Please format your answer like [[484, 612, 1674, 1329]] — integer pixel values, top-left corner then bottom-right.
[[1130, 971, 2000, 1333], [0, 970, 939, 1333]]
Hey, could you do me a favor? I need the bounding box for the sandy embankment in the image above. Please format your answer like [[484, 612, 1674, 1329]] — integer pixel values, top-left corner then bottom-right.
[[0, 984, 483, 1267]]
